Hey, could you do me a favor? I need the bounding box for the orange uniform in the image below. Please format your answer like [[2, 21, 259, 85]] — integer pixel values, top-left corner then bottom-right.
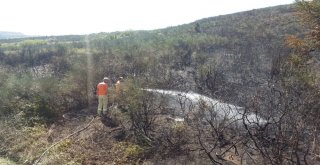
[[97, 82, 108, 96]]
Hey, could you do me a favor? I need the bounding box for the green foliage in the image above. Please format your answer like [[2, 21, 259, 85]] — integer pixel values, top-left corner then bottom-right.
[[124, 144, 144, 159], [0, 74, 55, 123], [110, 142, 145, 164], [0, 118, 49, 164], [289, 54, 303, 66], [119, 80, 162, 145], [19, 39, 48, 46], [0, 158, 16, 165], [54, 139, 73, 152]]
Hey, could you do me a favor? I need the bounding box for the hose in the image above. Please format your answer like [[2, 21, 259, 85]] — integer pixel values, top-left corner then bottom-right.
[[33, 116, 95, 165]]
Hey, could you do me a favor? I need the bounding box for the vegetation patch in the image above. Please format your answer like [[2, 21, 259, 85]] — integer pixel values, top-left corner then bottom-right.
[[110, 142, 145, 164]]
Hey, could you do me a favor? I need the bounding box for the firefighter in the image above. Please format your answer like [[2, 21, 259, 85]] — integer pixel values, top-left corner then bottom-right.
[[115, 77, 124, 95], [114, 77, 125, 109], [96, 77, 109, 116]]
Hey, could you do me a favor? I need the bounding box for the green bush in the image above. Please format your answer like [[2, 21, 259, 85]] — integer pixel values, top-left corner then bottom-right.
[[110, 142, 145, 164]]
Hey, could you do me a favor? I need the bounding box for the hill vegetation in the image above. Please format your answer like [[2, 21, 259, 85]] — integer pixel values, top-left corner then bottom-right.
[[0, 2, 320, 164], [0, 31, 28, 39]]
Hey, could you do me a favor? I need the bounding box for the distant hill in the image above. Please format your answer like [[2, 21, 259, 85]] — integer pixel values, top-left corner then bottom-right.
[[0, 31, 27, 39]]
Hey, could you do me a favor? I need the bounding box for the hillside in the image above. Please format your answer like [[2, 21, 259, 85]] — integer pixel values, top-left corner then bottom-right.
[[0, 31, 28, 39], [1, 3, 320, 164], [157, 4, 303, 103]]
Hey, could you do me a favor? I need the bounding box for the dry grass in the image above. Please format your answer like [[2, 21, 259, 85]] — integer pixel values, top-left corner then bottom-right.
[[1, 107, 241, 165]]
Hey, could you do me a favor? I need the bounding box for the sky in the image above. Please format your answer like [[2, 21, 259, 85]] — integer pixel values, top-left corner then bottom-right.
[[0, 0, 294, 36]]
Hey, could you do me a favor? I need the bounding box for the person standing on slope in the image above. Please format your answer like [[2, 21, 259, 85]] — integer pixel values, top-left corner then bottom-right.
[[115, 77, 124, 95], [114, 77, 125, 106], [96, 77, 109, 116]]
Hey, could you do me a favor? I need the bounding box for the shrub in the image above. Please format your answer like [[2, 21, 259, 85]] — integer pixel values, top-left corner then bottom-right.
[[110, 142, 145, 164]]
